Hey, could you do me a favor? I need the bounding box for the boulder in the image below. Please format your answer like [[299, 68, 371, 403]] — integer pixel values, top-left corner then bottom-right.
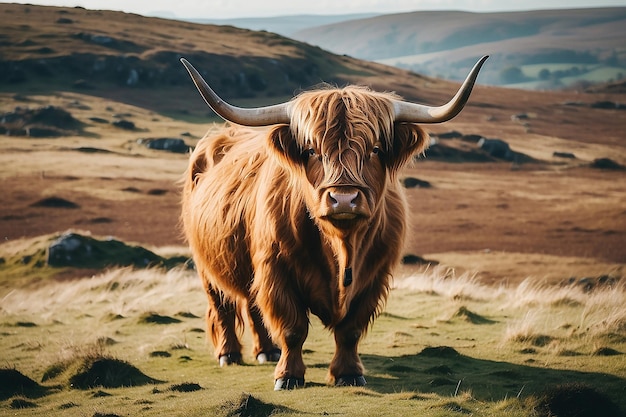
[[140, 138, 191, 154], [401, 177, 432, 189], [437, 131, 463, 139], [424, 142, 495, 163], [47, 233, 163, 269], [478, 138, 514, 160], [0, 105, 82, 136], [590, 158, 625, 170], [553, 151, 576, 159], [112, 119, 135, 130], [477, 138, 534, 163]]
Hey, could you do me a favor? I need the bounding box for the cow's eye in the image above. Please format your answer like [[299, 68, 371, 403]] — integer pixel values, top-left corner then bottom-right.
[[371, 146, 382, 159], [303, 148, 316, 160]]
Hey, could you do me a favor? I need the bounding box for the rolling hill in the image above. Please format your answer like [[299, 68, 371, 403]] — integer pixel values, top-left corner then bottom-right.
[[292, 8, 626, 89], [0, 4, 423, 119], [185, 13, 380, 37]]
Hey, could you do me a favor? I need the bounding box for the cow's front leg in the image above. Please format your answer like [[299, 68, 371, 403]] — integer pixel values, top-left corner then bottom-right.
[[255, 278, 309, 389], [329, 324, 366, 386], [271, 322, 308, 390], [329, 274, 389, 386]]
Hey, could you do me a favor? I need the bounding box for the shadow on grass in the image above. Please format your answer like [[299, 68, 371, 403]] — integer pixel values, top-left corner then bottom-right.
[[360, 347, 625, 416]]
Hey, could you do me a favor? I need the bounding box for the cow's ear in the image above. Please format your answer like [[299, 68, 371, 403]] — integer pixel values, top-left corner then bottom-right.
[[387, 123, 428, 173], [267, 124, 302, 169]]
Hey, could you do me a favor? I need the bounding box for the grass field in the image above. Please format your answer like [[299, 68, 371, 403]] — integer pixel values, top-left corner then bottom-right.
[[1, 260, 624, 416], [1, 80, 625, 415]]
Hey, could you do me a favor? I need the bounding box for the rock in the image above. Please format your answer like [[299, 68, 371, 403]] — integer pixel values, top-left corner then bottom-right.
[[437, 131, 463, 139], [478, 138, 513, 159], [461, 134, 483, 143], [30, 106, 81, 129], [478, 138, 534, 163], [47, 233, 163, 269], [0, 106, 83, 137], [424, 142, 495, 163], [26, 126, 62, 138], [140, 138, 191, 153], [511, 113, 530, 121], [401, 177, 432, 189], [553, 151, 576, 159], [126, 68, 139, 86], [590, 101, 626, 110], [30, 196, 80, 208], [112, 119, 135, 130], [590, 158, 625, 170], [401, 254, 438, 265]]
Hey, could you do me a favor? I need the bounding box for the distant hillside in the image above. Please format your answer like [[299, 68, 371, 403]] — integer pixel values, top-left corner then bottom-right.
[[0, 4, 440, 119], [292, 8, 626, 89], [186, 13, 379, 37]]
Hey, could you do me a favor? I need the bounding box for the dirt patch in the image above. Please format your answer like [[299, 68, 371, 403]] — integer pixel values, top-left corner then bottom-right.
[[220, 393, 294, 417], [0, 368, 47, 400], [532, 383, 622, 417], [30, 196, 80, 209], [150, 351, 172, 358], [593, 347, 622, 356], [9, 398, 38, 409], [169, 382, 202, 392], [69, 357, 162, 389], [138, 313, 182, 325], [418, 346, 460, 358], [452, 306, 496, 325]]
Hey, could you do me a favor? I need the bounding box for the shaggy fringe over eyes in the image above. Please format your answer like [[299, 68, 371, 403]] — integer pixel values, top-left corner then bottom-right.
[[289, 86, 398, 181]]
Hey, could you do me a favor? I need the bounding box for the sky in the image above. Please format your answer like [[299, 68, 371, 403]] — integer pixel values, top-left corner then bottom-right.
[[4, 0, 626, 19]]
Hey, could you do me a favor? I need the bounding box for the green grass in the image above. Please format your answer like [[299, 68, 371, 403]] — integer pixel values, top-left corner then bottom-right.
[[1, 267, 624, 416]]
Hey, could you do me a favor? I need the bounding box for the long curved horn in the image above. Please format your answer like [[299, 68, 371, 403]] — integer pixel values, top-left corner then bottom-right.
[[180, 58, 291, 126], [393, 55, 488, 123]]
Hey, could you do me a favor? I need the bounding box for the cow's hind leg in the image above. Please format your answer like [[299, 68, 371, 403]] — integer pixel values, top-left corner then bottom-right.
[[246, 301, 281, 363], [204, 282, 243, 366]]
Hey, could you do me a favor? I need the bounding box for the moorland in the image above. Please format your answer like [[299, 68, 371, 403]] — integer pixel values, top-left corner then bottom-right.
[[0, 4, 625, 416]]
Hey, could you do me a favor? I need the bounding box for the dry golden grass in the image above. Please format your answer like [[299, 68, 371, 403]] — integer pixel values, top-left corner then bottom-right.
[[1, 265, 624, 416]]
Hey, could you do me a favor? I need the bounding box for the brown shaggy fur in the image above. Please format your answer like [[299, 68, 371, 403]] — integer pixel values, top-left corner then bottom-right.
[[182, 85, 427, 385]]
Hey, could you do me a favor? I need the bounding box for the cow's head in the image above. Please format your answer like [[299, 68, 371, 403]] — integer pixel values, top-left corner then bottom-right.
[[265, 85, 427, 233], [181, 56, 487, 277], [182, 56, 487, 227]]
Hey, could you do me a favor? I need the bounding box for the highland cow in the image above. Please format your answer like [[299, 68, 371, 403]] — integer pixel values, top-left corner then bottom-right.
[[180, 56, 487, 390]]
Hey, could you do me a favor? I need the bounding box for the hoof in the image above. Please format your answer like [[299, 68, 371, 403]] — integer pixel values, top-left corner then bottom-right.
[[335, 375, 367, 387], [274, 377, 305, 391], [257, 349, 281, 364], [219, 352, 242, 367]]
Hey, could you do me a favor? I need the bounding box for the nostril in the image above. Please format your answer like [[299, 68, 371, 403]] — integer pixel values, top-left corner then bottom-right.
[[328, 190, 359, 209]]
